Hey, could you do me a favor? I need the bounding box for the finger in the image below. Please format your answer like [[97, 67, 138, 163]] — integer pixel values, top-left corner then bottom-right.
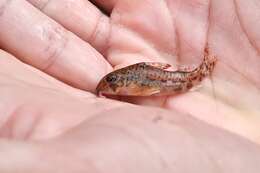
[[167, 0, 210, 64], [27, 0, 111, 53], [0, 49, 95, 98], [0, 0, 112, 91], [209, 0, 260, 87], [0, 50, 120, 140], [0, 83, 117, 140]]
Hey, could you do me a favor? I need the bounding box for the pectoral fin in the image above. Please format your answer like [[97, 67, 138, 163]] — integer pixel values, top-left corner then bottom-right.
[[138, 86, 161, 96], [118, 84, 161, 96]]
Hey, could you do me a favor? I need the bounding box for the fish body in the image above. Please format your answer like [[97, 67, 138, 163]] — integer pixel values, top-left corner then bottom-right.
[[96, 48, 217, 96]]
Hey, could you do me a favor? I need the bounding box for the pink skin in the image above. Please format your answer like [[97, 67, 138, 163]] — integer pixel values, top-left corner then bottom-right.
[[0, 0, 260, 172]]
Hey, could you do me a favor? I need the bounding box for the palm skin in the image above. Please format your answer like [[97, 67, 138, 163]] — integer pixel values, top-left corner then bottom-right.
[[0, 0, 260, 172], [107, 0, 260, 142]]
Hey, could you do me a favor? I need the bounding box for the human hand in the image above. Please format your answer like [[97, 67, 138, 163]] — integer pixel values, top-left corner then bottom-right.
[[0, 0, 260, 172]]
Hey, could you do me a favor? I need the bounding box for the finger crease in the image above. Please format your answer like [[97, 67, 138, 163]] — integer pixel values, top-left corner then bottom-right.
[[88, 13, 111, 54], [89, 12, 102, 43], [233, 0, 260, 57], [41, 27, 68, 73]]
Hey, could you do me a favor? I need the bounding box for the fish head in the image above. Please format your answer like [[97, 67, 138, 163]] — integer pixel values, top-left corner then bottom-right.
[[96, 73, 121, 96]]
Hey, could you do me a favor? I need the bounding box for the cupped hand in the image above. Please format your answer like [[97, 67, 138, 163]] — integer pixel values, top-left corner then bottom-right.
[[0, 0, 260, 172]]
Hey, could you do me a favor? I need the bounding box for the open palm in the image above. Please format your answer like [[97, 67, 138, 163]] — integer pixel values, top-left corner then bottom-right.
[[0, 0, 260, 172]]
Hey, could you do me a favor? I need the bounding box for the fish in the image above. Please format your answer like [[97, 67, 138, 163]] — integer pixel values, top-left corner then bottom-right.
[[96, 47, 217, 97]]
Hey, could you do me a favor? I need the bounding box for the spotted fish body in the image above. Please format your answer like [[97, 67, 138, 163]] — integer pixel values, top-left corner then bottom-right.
[[96, 48, 217, 96]]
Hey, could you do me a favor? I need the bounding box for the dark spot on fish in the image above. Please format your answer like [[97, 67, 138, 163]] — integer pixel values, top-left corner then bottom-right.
[[179, 79, 187, 83], [161, 79, 167, 83], [192, 76, 197, 80], [117, 78, 124, 87], [138, 63, 146, 69], [126, 70, 131, 75], [126, 75, 133, 81], [201, 72, 206, 77], [106, 74, 118, 83], [132, 75, 139, 83], [187, 82, 193, 89], [125, 76, 133, 86]]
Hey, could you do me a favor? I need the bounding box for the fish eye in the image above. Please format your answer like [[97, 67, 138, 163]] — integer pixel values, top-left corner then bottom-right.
[[106, 74, 118, 83]]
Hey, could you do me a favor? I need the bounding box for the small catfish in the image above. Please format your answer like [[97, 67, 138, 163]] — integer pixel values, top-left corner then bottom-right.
[[96, 47, 217, 97]]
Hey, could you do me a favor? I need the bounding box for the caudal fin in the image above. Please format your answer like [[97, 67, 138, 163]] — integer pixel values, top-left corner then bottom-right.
[[201, 46, 217, 76]]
